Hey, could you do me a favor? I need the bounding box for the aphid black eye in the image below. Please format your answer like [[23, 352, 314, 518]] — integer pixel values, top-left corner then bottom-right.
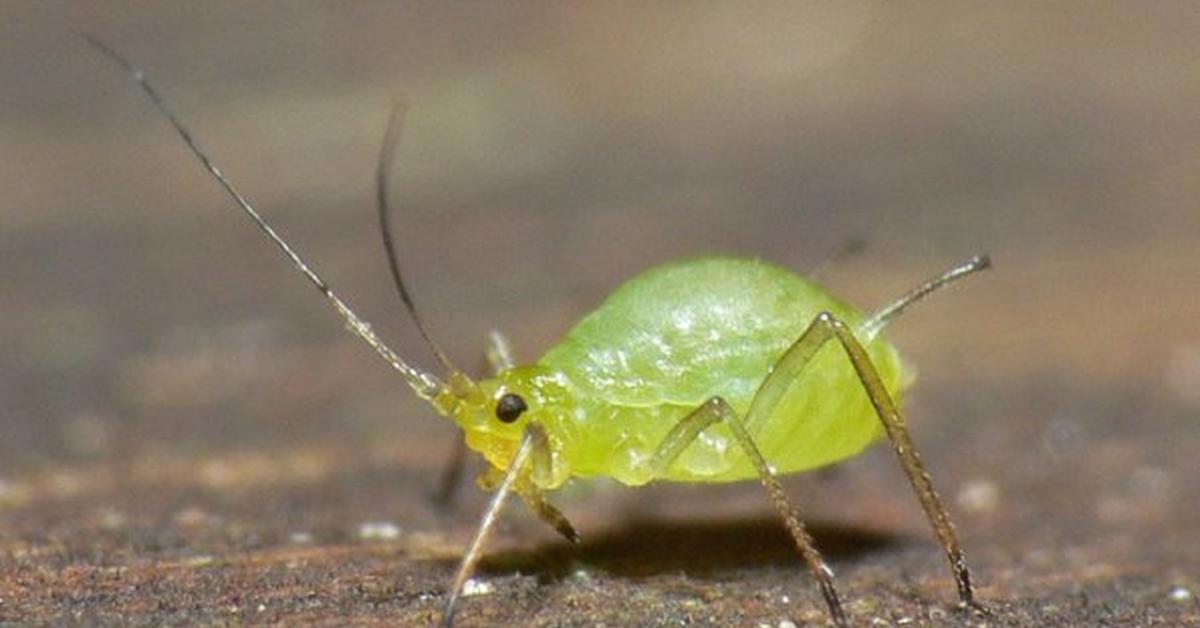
[[495, 393, 527, 423]]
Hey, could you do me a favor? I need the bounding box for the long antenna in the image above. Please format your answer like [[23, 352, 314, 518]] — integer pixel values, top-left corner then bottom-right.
[[87, 36, 443, 401], [376, 102, 460, 375], [860, 254, 992, 340]]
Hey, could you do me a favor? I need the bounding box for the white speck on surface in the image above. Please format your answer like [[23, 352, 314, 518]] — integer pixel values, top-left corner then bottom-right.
[[174, 506, 215, 527], [1169, 585, 1193, 602], [1130, 465, 1172, 497], [256, 604, 267, 612], [290, 531, 314, 544], [99, 508, 126, 529], [358, 521, 401, 540], [778, 621, 797, 628], [185, 555, 214, 567], [48, 472, 82, 497], [462, 578, 494, 597], [956, 478, 1001, 514], [780, 594, 790, 604]]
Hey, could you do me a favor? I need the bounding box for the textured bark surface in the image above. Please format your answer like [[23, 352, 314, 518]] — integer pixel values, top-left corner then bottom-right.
[[3, 4, 1198, 626]]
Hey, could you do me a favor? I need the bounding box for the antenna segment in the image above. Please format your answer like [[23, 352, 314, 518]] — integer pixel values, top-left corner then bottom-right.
[[375, 102, 460, 375], [87, 36, 443, 400]]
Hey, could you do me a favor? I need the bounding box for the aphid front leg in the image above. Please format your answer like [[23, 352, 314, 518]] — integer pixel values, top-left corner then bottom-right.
[[477, 421, 580, 544], [442, 423, 536, 627], [442, 422, 576, 627], [648, 397, 848, 627], [513, 481, 581, 544]]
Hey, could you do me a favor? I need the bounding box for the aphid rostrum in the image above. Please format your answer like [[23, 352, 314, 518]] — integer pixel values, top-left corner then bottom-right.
[[91, 38, 990, 627]]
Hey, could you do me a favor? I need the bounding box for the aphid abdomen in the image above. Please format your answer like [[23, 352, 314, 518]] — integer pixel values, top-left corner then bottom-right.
[[540, 257, 907, 485]]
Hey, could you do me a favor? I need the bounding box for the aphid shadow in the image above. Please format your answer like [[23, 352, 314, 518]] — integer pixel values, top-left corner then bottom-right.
[[475, 515, 902, 581]]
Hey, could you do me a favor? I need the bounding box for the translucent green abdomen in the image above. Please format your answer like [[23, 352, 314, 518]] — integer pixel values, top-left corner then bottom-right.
[[538, 257, 905, 485]]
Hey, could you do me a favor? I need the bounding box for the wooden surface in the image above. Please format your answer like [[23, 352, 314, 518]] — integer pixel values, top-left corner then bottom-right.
[[3, 4, 1198, 625]]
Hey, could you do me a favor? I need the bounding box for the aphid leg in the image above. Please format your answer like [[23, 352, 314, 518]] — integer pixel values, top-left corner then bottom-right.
[[860, 255, 991, 341], [513, 492, 578, 545], [433, 330, 518, 507], [432, 439, 470, 508], [442, 423, 537, 627], [486, 329, 517, 373], [478, 423, 578, 543], [515, 483, 581, 544], [769, 311, 980, 612], [648, 398, 848, 627]]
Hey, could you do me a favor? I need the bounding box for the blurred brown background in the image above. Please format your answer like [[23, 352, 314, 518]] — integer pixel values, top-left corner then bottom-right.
[[2, 3, 1198, 625]]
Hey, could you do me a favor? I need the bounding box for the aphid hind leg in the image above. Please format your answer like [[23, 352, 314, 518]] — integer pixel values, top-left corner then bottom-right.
[[648, 398, 849, 627], [433, 330, 519, 507], [860, 255, 991, 341], [778, 312, 979, 611]]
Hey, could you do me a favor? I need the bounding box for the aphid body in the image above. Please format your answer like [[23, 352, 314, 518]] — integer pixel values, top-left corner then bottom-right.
[[450, 256, 903, 490], [90, 37, 988, 627]]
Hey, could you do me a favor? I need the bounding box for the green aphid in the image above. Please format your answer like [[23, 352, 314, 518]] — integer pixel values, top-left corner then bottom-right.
[[93, 37, 990, 628]]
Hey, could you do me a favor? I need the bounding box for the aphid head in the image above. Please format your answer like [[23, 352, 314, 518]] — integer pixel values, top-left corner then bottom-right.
[[440, 365, 571, 483], [445, 369, 539, 439]]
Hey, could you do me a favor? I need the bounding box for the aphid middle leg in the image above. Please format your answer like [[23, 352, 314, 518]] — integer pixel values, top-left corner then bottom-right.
[[648, 397, 848, 627], [756, 311, 980, 612]]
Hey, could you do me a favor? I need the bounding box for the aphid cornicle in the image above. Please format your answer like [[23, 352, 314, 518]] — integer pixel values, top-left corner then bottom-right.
[[92, 38, 990, 628]]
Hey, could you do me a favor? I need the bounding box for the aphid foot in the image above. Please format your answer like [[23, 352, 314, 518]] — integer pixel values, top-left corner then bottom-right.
[[956, 598, 991, 617]]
